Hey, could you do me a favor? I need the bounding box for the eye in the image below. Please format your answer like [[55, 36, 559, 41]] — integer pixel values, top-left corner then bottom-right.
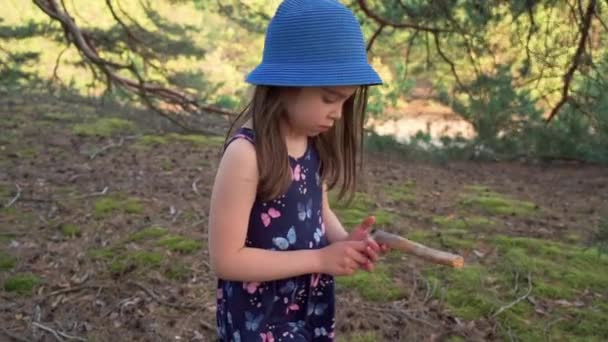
[[322, 97, 338, 104]]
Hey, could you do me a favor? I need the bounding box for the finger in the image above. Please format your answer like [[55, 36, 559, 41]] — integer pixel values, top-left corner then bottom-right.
[[347, 248, 369, 265], [366, 238, 381, 252], [346, 259, 359, 272], [349, 240, 368, 251], [365, 245, 379, 262], [359, 216, 376, 231]]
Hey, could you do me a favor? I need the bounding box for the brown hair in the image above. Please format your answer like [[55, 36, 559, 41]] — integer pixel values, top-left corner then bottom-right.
[[225, 85, 369, 203]]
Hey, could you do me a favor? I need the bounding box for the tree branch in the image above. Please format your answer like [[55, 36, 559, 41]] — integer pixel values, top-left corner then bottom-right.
[[366, 24, 385, 52], [32, 0, 237, 132], [432, 32, 466, 92], [546, 0, 596, 122], [356, 0, 450, 33]]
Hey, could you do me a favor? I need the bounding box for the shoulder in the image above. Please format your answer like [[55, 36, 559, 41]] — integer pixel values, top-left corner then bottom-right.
[[219, 137, 258, 182]]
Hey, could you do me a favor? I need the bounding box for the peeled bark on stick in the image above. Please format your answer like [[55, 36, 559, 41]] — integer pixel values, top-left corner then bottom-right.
[[370, 229, 464, 268]]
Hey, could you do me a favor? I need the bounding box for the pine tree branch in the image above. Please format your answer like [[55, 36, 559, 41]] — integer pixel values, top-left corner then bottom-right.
[[32, 0, 237, 132], [546, 0, 596, 122], [356, 0, 450, 33], [366, 24, 385, 52]]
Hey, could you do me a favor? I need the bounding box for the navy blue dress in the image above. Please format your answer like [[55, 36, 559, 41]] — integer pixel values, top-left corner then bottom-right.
[[216, 127, 335, 341]]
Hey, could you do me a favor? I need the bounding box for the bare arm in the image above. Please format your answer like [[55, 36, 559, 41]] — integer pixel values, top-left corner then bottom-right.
[[208, 139, 322, 282], [321, 183, 349, 243]]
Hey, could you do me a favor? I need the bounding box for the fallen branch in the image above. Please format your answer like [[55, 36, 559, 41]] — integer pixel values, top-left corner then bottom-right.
[[72, 186, 109, 200], [128, 281, 200, 311], [89, 137, 124, 159], [348, 301, 439, 329], [39, 284, 101, 300], [5, 183, 22, 208], [492, 272, 533, 318], [32, 322, 87, 341], [0, 328, 32, 342], [192, 178, 201, 196], [199, 319, 215, 331]]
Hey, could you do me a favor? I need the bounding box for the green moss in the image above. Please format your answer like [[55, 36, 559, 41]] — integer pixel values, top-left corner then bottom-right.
[[535, 281, 573, 299], [138, 135, 170, 146], [558, 303, 608, 339], [446, 336, 467, 342], [61, 224, 81, 238], [406, 230, 434, 243], [123, 199, 143, 214], [157, 235, 201, 253], [564, 233, 582, 243], [110, 251, 163, 274], [439, 265, 501, 320], [460, 189, 538, 216], [440, 234, 476, 250], [0, 251, 17, 271], [42, 112, 78, 122], [1, 207, 36, 226], [337, 331, 379, 342], [399, 229, 474, 251], [423, 233, 608, 340], [93, 196, 143, 218], [493, 237, 608, 300], [136, 133, 224, 149], [330, 191, 395, 228], [165, 262, 191, 281], [161, 158, 173, 171], [0, 184, 10, 199], [0, 232, 17, 244], [73, 118, 136, 137], [127, 226, 168, 242], [464, 185, 491, 193], [433, 215, 493, 231], [18, 147, 38, 158], [336, 265, 404, 302], [385, 180, 416, 203], [169, 133, 224, 146], [4, 273, 42, 295], [93, 198, 120, 217], [89, 246, 120, 260]]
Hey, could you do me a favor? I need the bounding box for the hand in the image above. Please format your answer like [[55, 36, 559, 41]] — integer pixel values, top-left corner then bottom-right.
[[347, 216, 390, 271], [318, 240, 369, 276]]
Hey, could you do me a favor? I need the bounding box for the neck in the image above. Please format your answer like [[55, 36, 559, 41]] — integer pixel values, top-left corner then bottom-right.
[[279, 117, 309, 159], [279, 117, 307, 141]]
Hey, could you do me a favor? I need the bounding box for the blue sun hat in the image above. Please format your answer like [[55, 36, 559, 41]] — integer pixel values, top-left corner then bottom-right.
[[245, 0, 383, 87]]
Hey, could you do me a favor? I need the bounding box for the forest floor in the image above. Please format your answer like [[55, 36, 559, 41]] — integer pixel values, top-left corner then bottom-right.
[[1, 93, 607, 341]]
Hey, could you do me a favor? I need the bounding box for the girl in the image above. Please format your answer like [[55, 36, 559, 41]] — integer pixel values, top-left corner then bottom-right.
[[208, 0, 388, 340]]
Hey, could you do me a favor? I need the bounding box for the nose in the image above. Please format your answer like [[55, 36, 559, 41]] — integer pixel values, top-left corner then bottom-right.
[[329, 108, 342, 121]]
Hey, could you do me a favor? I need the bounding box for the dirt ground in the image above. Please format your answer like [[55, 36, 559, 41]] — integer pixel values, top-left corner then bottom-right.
[[1, 95, 607, 341]]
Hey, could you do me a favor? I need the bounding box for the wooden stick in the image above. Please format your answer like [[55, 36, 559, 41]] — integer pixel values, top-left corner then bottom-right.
[[370, 229, 464, 268]]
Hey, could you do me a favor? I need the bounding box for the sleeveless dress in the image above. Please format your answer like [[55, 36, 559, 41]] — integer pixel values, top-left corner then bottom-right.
[[216, 127, 336, 341]]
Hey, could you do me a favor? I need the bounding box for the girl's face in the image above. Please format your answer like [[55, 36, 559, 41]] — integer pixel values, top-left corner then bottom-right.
[[281, 86, 358, 137]]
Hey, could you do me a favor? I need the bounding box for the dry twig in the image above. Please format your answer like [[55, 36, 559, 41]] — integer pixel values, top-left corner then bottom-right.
[[493, 272, 533, 318], [128, 281, 200, 311], [32, 322, 88, 342], [6, 183, 22, 208]]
